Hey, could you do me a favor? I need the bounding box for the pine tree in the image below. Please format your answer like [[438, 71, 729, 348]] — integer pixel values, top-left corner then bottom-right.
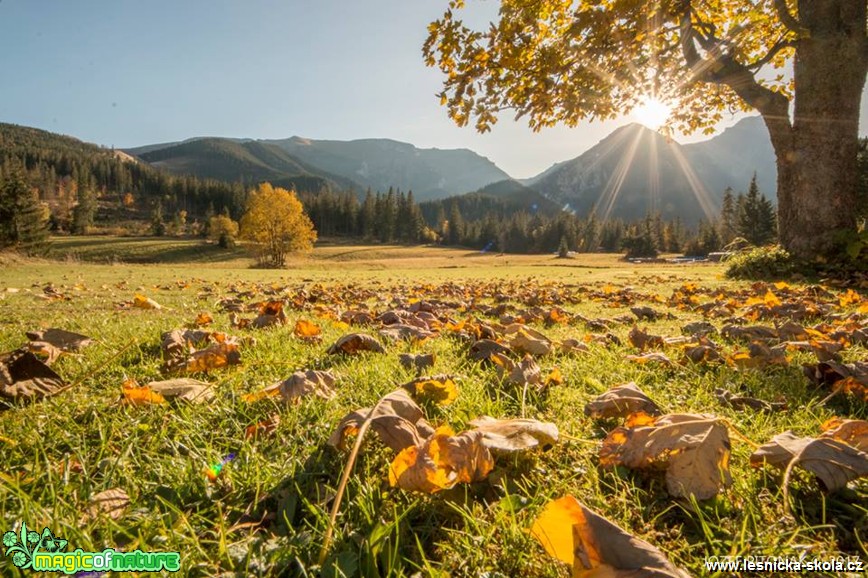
[[150, 200, 166, 236], [719, 187, 737, 244], [0, 162, 49, 254], [447, 202, 464, 246], [737, 174, 777, 246]]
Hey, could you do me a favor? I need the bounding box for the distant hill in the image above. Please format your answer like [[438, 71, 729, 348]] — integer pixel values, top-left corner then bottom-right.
[[528, 118, 777, 225], [419, 178, 560, 224], [682, 115, 777, 195], [263, 136, 511, 201], [133, 138, 358, 193]]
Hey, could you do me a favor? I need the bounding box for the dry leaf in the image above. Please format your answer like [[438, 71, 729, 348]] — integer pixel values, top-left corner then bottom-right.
[[294, 319, 322, 341], [388, 425, 494, 493], [245, 414, 281, 439], [509, 328, 552, 356], [326, 333, 385, 355], [600, 413, 732, 499], [379, 324, 435, 342], [628, 326, 665, 351], [122, 382, 166, 405], [0, 350, 68, 408], [631, 306, 666, 321], [276, 370, 338, 400], [508, 354, 542, 386], [584, 382, 661, 419], [531, 495, 691, 577], [625, 352, 675, 367], [714, 388, 786, 412], [133, 294, 162, 310], [130, 378, 215, 404], [820, 418, 868, 452], [750, 431, 868, 492], [468, 416, 558, 454], [398, 352, 436, 373], [194, 312, 214, 327], [174, 343, 240, 373], [328, 389, 434, 452], [401, 374, 458, 405], [559, 338, 589, 354], [83, 488, 130, 523], [469, 339, 512, 362], [26, 328, 93, 351]]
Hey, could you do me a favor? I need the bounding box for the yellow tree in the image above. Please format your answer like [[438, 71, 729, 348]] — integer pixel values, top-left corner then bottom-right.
[[240, 183, 317, 267], [424, 0, 867, 262]]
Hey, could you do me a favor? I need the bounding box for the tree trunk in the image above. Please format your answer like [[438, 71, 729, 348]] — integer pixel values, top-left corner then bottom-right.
[[769, 0, 866, 261]]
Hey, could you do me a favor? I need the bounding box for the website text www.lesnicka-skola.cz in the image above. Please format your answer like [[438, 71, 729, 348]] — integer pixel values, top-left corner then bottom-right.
[[704, 555, 863, 574]]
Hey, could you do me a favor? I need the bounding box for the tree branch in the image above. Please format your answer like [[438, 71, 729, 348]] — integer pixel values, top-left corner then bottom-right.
[[773, 0, 802, 34], [747, 38, 794, 70]]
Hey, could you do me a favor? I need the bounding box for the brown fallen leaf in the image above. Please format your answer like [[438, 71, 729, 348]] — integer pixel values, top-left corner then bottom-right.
[[468, 339, 512, 362], [388, 425, 494, 493], [531, 495, 691, 578], [750, 431, 868, 492], [245, 414, 281, 439], [714, 388, 787, 413], [379, 324, 435, 342], [401, 374, 458, 405], [631, 306, 667, 322], [133, 294, 162, 310], [328, 389, 434, 452], [468, 416, 558, 455], [0, 350, 68, 408], [820, 418, 868, 452], [132, 378, 215, 404], [194, 312, 214, 327], [504, 325, 552, 356], [252, 300, 287, 329], [721, 324, 777, 341], [600, 413, 732, 500], [398, 352, 436, 374], [326, 333, 386, 355], [277, 369, 338, 400], [293, 319, 322, 341], [82, 487, 130, 524], [26, 328, 93, 351], [628, 325, 665, 351], [177, 343, 241, 373], [625, 352, 675, 367], [559, 338, 589, 354], [584, 382, 661, 419]]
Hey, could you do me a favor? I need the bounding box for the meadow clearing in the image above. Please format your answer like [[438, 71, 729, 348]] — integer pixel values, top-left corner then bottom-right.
[[0, 239, 866, 577]]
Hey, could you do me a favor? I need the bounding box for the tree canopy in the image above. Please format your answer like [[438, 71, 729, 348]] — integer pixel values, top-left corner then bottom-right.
[[424, 0, 867, 262], [240, 183, 317, 267]]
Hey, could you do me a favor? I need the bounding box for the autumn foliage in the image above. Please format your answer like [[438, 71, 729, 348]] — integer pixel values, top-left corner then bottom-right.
[[239, 183, 316, 267]]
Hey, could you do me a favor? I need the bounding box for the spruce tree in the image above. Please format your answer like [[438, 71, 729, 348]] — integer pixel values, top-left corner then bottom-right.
[[0, 163, 49, 254], [737, 174, 777, 246]]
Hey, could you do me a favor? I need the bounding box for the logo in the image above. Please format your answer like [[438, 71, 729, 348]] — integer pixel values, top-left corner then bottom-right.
[[3, 522, 180, 574]]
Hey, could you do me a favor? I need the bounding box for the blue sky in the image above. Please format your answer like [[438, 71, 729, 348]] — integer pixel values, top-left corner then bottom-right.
[[1, 0, 865, 179]]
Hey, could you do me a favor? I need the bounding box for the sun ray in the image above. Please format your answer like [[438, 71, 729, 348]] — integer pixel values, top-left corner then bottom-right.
[[666, 141, 718, 223], [592, 126, 646, 222]]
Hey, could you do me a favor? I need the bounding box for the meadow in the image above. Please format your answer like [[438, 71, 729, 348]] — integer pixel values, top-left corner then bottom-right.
[[0, 239, 866, 577]]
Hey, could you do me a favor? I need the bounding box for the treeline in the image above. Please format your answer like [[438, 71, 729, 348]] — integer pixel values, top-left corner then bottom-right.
[[0, 123, 247, 233]]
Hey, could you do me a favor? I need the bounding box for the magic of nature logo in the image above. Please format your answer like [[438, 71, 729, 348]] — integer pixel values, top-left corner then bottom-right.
[[2, 522, 180, 574]]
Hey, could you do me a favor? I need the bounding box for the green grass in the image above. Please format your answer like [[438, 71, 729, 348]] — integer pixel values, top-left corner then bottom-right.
[[0, 243, 866, 577]]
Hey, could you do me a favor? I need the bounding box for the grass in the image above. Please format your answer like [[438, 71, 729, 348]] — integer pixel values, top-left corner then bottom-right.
[[0, 239, 866, 577]]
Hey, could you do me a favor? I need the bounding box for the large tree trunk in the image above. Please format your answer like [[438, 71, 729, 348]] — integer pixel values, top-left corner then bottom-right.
[[768, 0, 866, 261]]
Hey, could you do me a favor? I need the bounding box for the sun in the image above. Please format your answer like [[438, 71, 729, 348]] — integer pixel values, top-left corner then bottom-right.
[[632, 97, 672, 129]]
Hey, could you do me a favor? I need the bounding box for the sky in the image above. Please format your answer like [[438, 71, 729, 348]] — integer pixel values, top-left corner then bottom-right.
[[1, 0, 866, 179]]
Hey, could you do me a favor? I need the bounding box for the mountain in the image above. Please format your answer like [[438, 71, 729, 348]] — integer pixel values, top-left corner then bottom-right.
[[528, 118, 777, 225], [682, 115, 776, 195], [133, 138, 358, 192], [263, 136, 511, 201], [419, 179, 560, 224]]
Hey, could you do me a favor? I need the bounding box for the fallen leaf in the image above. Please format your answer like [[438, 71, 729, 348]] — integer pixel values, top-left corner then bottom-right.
[[82, 488, 130, 523], [122, 383, 166, 405], [328, 389, 434, 452], [505, 325, 552, 356], [600, 413, 732, 499], [469, 339, 512, 362], [750, 431, 868, 492], [388, 425, 494, 493], [468, 416, 558, 454], [133, 294, 162, 310], [194, 312, 214, 327], [401, 374, 458, 405], [293, 319, 322, 341], [714, 388, 787, 413], [129, 378, 215, 404], [631, 306, 666, 321], [820, 418, 868, 452], [379, 324, 435, 342], [0, 350, 68, 408], [625, 352, 675, 367], [245, 414, 281, 439], [398, 352, 436, 373], [25, 328, 93, 351], [584, 382, 661, 419], [531, 495, 691, 577], [628, 326, 666, 351], [274, 369, 338, 400], [177, 343, 241, 373], [326, 333, 385, 355]]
